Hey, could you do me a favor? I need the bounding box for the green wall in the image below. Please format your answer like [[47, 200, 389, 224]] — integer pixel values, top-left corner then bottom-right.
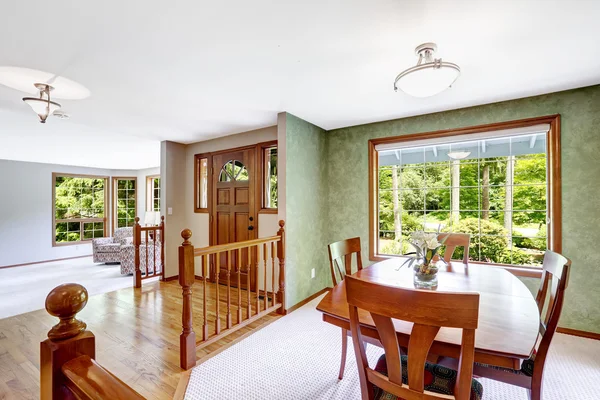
[[284, 113, 330, 307], [324, 85, 600, 333]]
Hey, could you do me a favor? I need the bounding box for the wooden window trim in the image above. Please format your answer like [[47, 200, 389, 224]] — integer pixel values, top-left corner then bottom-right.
[[368, 114, 562, 272], [194, 153, 212, 213], [52, 173, 109, 247], [257, 140, 278, 214], [111, 177, 137, 234], [146, 174, 160, 212]]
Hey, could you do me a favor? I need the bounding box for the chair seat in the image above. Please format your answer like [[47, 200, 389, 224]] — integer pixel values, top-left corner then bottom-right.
[[475, 354, 535, 377], [373, 354, 483, 400], [95, 243, 121, 253]]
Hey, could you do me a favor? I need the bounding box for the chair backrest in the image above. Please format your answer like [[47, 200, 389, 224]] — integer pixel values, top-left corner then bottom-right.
[[345, 275, 480, 400], [114, 227, 134, 245], [532, 250, 571, 379], [327, 237, 362, 286], [438, 233, 470, 264]]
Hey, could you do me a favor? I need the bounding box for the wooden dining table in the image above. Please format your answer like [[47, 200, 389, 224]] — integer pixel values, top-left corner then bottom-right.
[[316, 258, 540, 369]]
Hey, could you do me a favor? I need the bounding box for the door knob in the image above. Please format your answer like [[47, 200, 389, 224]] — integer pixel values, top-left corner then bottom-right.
[[248, 225, 254, 231]]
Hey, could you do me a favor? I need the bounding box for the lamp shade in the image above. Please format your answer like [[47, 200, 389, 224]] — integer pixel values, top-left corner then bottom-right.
[[22, 97, 61, 123], [154, 213, 161, 225], [144, 211, 157, 225], [395, 64, 460, 98]]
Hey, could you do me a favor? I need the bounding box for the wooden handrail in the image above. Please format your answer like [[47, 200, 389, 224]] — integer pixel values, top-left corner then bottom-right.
[[178, 220, 286, 370], [193, 235, 281, 257], [62, 356, 145, 400], [40, 284, 144, 400]]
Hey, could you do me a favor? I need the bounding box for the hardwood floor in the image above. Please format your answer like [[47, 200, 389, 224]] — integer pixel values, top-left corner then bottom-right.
[[0, 280, 280, 399]]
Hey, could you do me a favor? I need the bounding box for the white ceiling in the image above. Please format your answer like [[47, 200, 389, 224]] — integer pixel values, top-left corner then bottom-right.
[[1, 0, 599, 169]]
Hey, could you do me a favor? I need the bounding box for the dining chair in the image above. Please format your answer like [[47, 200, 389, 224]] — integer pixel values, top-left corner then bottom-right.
[[437, 233, 470, 264], [345, 275, 483, 400], [328, 237, 363, 380], [469, 250, 571, 400]]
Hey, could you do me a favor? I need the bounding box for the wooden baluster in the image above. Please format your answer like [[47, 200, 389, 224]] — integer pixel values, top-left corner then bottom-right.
[[237, 250, 242, 324], [153, 227, 157, 277], [271, 241, 276, 308], [133, 217, 141, 288], [254, 245, 259, 315], [160, 216, 165, 280], [276, 220, 286, 314], [145, 229, 149, 278], [202, 255, 208, 341], [215, 252, 221, 335], [179, 229, 196, 370], [40, 283, 95, 400], [246, 246, 251, 319], [263, 243, 268, 312], [226, 250, 232, 329]]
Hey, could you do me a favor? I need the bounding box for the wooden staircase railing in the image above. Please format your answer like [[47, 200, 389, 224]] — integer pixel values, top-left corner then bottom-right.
[[40, 283, 144, 400], [179, 220, 286, 370], [133, 216, 165, 288]]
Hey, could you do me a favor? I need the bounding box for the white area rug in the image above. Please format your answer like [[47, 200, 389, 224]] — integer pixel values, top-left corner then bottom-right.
[[186, 295, 600, 400], [0, 257, 132, 318]]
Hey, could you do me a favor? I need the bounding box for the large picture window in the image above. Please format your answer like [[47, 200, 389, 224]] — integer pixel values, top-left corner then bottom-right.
[[369, 116, 561, 270], [113, 177, 137, 230], [53, 174, 107, 245]]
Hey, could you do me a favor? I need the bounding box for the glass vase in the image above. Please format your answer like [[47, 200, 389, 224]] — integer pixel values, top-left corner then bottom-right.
[[413, 258, 441, 289]]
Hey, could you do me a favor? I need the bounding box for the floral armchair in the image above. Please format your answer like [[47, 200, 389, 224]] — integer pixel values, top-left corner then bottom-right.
[[120, 241, 162, 276], [92, 227, 133, 263]]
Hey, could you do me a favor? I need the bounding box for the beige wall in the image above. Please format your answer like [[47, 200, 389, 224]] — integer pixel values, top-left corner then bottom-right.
[[161, 141, 187, 278]]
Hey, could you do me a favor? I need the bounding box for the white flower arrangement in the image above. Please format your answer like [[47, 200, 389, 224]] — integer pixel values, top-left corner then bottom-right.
[[399, 229, 448, 275]]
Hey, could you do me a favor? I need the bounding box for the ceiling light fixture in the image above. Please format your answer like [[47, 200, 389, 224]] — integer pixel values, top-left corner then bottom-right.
[[447, 150, 471, 160], [394, 42, 460, 98], [22, 83, 61, 123]]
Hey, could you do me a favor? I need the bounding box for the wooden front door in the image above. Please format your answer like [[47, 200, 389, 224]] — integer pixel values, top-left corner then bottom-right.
[[211, 148, 257, 289]]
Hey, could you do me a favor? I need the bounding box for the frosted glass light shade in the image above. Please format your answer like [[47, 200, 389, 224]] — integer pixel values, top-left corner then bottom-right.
[[395, 63, 460, 98], [22, 97, 61, 122]]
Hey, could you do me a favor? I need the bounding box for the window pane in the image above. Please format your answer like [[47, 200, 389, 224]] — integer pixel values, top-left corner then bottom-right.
[[114, 179, 136, 228], [264, 147, 278, 208], [377, 131, 548, 267], [198, 158, 208, 208]]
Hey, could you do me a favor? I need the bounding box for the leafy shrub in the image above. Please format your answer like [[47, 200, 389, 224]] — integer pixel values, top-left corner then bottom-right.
[[381, 240, 410, 255], [498, 248, 535, 265], [445, 217, 508, 262], [512, 224, 547, 250]]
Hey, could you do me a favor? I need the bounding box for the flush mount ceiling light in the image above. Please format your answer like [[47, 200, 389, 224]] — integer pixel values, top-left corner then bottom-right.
[[22, 83, 61, 123], [393, 43, 460, 98], [0, 66, 90, 123], [447, 150, 471, 160]]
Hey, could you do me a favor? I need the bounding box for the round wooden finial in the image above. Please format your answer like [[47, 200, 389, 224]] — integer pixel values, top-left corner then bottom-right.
[[45, 283, 88, 340], [278, 220, 285, 228], [181, 229, 192, 245], [161, 215, 165, 222], [135, 216, 140, 223]]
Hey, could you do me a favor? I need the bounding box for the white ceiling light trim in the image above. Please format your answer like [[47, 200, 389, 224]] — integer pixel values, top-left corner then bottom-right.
[[394, 43, 460, 98], [22, 83, 61, 123]]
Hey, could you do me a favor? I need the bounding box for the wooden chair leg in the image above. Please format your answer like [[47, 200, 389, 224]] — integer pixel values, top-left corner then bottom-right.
[[338, 328, 348, 380]]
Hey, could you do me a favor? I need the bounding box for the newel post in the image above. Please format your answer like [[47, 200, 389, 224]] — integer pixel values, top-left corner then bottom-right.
[[276, 220, 286, 315], [133, 217, 142, 288], [40, 284, 95, 400], [179, 229, 197, 370]]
